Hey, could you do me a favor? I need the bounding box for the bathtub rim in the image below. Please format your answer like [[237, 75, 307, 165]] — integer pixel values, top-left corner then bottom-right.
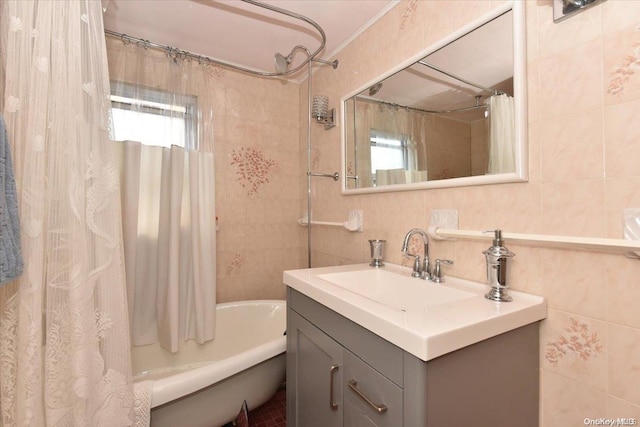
[[138, 299, 286, 408]]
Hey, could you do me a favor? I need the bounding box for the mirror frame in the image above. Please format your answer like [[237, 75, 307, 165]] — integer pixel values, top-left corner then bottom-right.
[[340, 1, 527, 194]]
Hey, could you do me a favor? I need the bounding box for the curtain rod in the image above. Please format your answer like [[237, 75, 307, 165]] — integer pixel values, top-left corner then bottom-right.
[[105, 30, 220, 64], [417, 60, 503, 96], [105, 29, 281, 75], [355, 95, 487, 115], [104, 0, 328, 77]]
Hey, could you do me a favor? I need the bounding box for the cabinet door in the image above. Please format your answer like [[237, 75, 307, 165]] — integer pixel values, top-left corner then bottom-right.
[[287, 309, 343, 427]]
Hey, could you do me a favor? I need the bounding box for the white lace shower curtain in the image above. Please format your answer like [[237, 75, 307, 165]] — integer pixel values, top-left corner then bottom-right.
[[0, 0, 133, 425], [106, 35, 217, 353], [487, 94, 515, 174]]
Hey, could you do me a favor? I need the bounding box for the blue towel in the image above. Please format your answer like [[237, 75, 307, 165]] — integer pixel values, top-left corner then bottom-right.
[[0, 115, 23, 286]]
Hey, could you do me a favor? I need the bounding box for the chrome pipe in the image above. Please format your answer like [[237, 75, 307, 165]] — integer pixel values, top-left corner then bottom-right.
[[355, 96, 487, 115], [417, 60, 501, 96], [105, 0, 330, 78], [306, 53, 313, 268], [308, 172, 339, 181]]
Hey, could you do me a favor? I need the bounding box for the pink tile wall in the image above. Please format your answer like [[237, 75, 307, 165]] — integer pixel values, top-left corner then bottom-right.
[[303, 0, 640, 424], [212, 70, 304, 303]]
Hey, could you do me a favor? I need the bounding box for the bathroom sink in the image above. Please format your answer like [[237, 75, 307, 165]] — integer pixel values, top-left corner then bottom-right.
[[283, 263, 547, 361], [316, 269, 475, 310]]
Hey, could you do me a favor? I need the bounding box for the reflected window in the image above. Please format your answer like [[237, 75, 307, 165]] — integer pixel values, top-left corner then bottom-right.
[[370, 129, 415, 185], [370, 130, 410, 175]]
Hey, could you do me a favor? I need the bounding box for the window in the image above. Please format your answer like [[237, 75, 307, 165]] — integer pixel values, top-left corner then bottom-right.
[[110, 81, 197, 150], [370, 130, 410, 174]]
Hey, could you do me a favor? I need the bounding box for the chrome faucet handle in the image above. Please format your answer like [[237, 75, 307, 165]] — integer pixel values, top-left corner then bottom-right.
[[403, 251, 422, 277], [420, 257, 431, 281], [432, 259, 453, 283]]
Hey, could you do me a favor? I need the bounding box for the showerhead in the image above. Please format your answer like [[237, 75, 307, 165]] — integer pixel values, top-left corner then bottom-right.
[[275, 45, 339, 75], [368, 82, 383, 96], [274, 52, 290, 74]]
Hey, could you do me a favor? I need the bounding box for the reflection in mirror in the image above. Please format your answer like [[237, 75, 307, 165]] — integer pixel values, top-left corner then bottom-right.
[[343, 2, 526, 193]]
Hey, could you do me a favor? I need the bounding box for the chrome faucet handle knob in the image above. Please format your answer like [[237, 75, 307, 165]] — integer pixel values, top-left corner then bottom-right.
[[432, 259, 453, 283], [411, 255, 421, 278], [402, 251, 421, 277]]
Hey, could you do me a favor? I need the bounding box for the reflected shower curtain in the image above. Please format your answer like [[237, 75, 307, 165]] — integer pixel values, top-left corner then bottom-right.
[[354, 99, 425, 186], [0, 0, 133, 424], [117, 142, 216, 353], [487, 94, 515, 174]]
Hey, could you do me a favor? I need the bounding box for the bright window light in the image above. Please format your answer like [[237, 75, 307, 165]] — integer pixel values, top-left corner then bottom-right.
[[110, 81, 197, 150]]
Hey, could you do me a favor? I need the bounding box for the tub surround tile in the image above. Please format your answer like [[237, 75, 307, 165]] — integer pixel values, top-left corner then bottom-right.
[[606, 254, 640, 330], [451, 186, 494, 231], [225, 253, 245, 277], [539, 110, 604, 182], [606, 395, 640, 422], [602, 1, 640, 36], [230, 146, 277, 197], [541, 180, 606, 238], [538, 39, 603, 121], [536, 0, 602, 60], [525, 0, 541, 63], [490, 183, 543, 233], [604, 98, 640, 178], [451, 240, 486, 284], [526, 121, 542, 184], [541, 250, 607, 320], [542, 310, 606, 391], [604, 25, 640, 105], [541, 370, 607, 427], [608, 324, 640, 406], [376, 191, 426, 233], [506, 245, 544, 297], [604, 176, 640, 239]]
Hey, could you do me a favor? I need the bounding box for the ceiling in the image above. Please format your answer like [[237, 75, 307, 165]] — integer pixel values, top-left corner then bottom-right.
[[359, 9, 514, 121], [102, 0, 399, 80]]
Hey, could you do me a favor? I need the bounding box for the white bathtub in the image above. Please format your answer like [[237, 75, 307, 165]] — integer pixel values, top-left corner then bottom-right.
[[132, 300, 287, 427]]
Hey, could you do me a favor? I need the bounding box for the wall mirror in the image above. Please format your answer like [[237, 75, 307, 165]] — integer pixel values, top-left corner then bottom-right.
[[341, 1, 527, 194]]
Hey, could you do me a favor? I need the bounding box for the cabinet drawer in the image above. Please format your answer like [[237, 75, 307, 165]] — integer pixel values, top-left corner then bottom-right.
[[344, 350, 402, 427], [289, 288, 404, 385]]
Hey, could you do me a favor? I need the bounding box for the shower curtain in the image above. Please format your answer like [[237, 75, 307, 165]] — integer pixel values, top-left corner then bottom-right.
[[117, 142, 216, 352], [0, 0, 133, 425], [354, 99, 425, 187], [487, 94, 515, 174], [106, 34, 217, 353]]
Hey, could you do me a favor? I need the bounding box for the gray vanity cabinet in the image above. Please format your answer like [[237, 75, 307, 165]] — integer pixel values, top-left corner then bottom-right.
[[287, 309, 343, 426], [286, 287, 540, 427]]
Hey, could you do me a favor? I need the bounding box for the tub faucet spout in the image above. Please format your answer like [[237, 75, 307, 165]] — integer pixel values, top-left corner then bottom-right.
[[401, 228, 431, 280]]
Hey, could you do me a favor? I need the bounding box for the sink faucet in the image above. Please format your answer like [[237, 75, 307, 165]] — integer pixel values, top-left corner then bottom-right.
[[401, 228, 431, 280]]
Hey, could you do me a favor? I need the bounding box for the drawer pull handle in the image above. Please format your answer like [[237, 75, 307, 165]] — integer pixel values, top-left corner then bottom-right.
[[329, 365, 339, 410], [348, 379, 388, 414]]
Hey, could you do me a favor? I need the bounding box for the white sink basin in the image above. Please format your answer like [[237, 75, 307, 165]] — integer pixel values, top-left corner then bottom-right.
[[283, 263, 546, 361], [316, 269, 475, 310]]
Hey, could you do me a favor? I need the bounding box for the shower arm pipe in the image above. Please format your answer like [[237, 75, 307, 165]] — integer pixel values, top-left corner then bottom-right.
[[308, 171, 339, 181], [105, 0, 328, 77], [417, 60, 502, 96]]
